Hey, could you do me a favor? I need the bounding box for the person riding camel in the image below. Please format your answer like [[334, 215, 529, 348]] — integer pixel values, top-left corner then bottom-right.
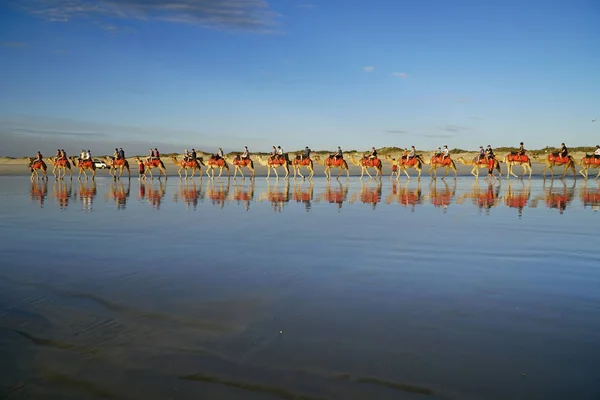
[[147, 148, 154, 163], [518, 142, 526, 156], [241, 146, 249, 160], [268, 146, 277, 161], [333, 146, 343, 161], [154, 148, 160, 159], [435, 147, 442, 157], [485, 145, 494, 161], [35, 151, 43, 162], [182, 149, 189, 162], [86, 149, 92, 161], [559, 143, 568, 159], [119, 148, 125, 160], [54, 149, 61, 163], [276, 146, 284, 161], [301, 146, 311, 161], [113, 148, 119, 161], [79, 149, 86, 162], [442, 145, 450, 160], [367, 147, 377, 160], [190, 148, 197, 163], [60, 149, 67, 160], [594, 145, 600, 159], [477, 146, 485, 162], [407, 146, 416, 162], [215, 148, 223, 161]]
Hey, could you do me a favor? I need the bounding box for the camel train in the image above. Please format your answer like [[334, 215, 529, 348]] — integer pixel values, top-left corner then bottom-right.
[[25, 146, 598, 180]]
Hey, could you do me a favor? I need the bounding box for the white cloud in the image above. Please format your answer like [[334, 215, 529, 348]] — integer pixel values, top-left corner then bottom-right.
[[363, 66, 375, 72], [392, 72, 408, 79]]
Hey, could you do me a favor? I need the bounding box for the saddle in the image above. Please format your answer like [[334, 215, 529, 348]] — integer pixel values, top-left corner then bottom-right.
[[507, 154, 529, 162], [583, 156, 600, 166], [431, 156, 451, 165], [326, 157, 344, 166], [400, 157, 418, 166], [362, 157, 379, 167], [81, 159, 94, 167]]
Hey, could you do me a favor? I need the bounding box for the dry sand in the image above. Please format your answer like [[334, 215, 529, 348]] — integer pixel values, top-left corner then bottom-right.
[[0, 151, 591, 178]]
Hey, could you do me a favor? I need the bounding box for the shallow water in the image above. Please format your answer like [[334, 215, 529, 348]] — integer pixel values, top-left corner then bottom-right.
[[0, 175, 599, 400]]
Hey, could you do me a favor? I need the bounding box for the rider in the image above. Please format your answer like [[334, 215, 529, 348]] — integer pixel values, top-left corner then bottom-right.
[[113, 148, 119, 160], [594, 145, 600, 158], [54, 149, 61, 163], [333, 146, 343, 161], [559, 143, 568, 159], [301, 146, 311, 161], [190, 148, 197, 163], [241, 146, 249, 160], [435, 147, 442, 157], [119, 147, 125, 160], [215, 148, 223, 160], [476, 146, 485, 162], [154, 148, 160, 159], [79, 149, 86, 162], [368, 147, 377, 160], [269, 146, 277, 161], [86, 149, 92, 161], [276, 146, 284, 161], [407, 146, 416, 162], [147, 148, 154, 162], [518, 142, 525, 156], [60, 149, 66, 160], [485, 145, 494, 161], [183, 149, 189, 162], [441, 145, 450, 160], [35, 151, 43, 162]]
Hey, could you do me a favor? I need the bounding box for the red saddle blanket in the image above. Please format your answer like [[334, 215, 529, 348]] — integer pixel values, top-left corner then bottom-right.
[[208, 158, 226, 167], [361, 157, 380, 167], [55, 158, 69, 167], [233, 158, 251, 166], [293, 158, 311, 166], [180, 160, 198, 168], [267, 157, 287, 166], [325, 158, 345, 167], [80, 160, 94, 168], [582, 157, 600, 166], [112, 158, 126, 166], [145, 159, 161, 167], [399, 157, 418, 166], [31, 161, 45, 169], [431, 156, 452, 165], [507, 154, 529, 163], [548, 155, 570, 163]]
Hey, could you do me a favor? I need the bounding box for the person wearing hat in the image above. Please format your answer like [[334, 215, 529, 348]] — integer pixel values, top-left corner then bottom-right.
[[518, 142, 525, 156], [301, 146, 311, 161], [241, 146, 249, 160], [477, 146, 485, 163], [559, 143, 568, 159], [441, 144, 450, 160], [333, 146, 343, 161], [407, 145, 416, 162], [485, 145, 494, 161], [119, 147, 125, 160]]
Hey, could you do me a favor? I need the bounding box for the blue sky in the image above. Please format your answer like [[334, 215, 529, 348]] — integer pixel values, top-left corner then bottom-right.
[[1, 0, 599, 156]]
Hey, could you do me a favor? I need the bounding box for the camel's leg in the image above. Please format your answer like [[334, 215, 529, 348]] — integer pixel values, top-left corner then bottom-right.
[[579, 167, 587, 179], [595, 168, 600, 180], [402, 168, 410, 180], [365, 167, 373, 179], [178, 167, 184, 179], [274, 167, 280, 180], [510, 164, 520, 179], [470, 166, 477, 177]]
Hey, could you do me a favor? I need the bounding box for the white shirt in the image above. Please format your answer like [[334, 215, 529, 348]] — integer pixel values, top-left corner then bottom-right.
[[217, 150, 223, 157], [86, 151, 91, 160], [442, 148, 449, 155], [277, 148, 283, 155], [594, 148, 600, 156], [80, 151, 86, 159]]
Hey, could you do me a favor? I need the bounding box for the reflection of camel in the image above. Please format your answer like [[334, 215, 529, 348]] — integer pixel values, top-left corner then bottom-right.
[[232, 181, 255, 211], [47, 157, 72, 180], [316, 180, 350, 209], [424, 155, 457, 179], [427, 179, 456, 211], [456, 180, 501, 213], [170, 155, 203, 179], [224, 155, 255, 180], [136, 157, 167, 179], [104, 157, 131, 179], [503, 181, 531, 217], [206, 180, 230, 208], [257, 155, 291, 179], [173, 181, 203, 210], [30, 180, 48, 207], [530, 179, 576, 214], [503, 154, 532, 180], [348, 154, 383, 179], [28, 158, 48, 181], [258, 180, 290, 212], [456, 156, 502, 179], [69, 157, 96, 180], [106, 181, 130, 210], [386, 181, 423, 211], [78, 181, 97, 211], [580, 182, 600, 212], [53, 180, 73, 209], [532, 154, 576, 179], [384, 154, 422, 180], [349, 180, 382, 209], [205, 156, 230, 179], [292, 181, 314, 211], [292, 156, 314, 179], [144, 180, 167, 209], [578, 155, 600, 180], [313, 155, 350, 180]]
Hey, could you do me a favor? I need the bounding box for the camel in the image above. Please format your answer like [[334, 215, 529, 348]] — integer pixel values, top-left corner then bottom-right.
[[503, 181, 531, 217], [47, 157, 72, 180], [348, 154, 383, 179], [104, 157, 130, 179], [456, 156, 502, 179], [386, 181, 423, 211], [28, 157, 48, 181], [69, 157, 96, 180], [30, 180, 48, 207], [173, 181, 203, 210], [258, 180, 290, 212], [53, 180, 73, 209], [315, 180, 349, 209], [532, 154, 576, 179], [424, 155, 457, 179], [384, 154, 423, 180], [349, 180, 383, 209], [224, 155, 255, 180], [530, 179, 576, 214], [292, 155, 314, 179], [256, 155, 291, 179], [313, 155, 350, 180], [503, 153, 532, 180], [205, 156, 230, 179], [170, 155, 203, 179], [578, 155, 600, 180], [292, 181, 314, 211], [136, 157, 167, 179]]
